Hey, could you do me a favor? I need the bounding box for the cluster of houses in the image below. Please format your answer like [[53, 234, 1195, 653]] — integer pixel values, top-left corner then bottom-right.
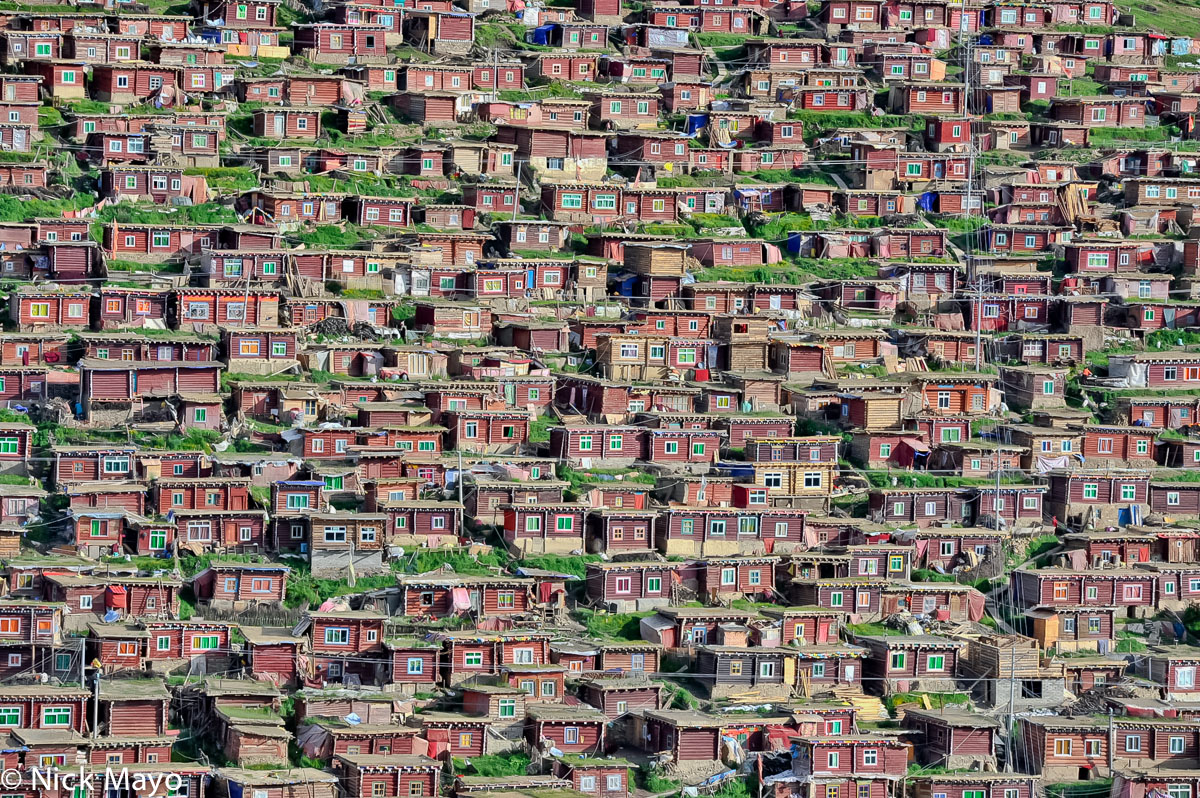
[[3, 0, 1200, 791]]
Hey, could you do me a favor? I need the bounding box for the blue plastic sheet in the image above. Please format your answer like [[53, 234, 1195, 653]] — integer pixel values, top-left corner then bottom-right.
[[685, 113, 709, 135], [786, 231, 803, 255]]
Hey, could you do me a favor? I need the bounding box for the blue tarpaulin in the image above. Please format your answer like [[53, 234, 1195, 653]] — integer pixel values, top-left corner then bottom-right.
[[918, 192, 936, 211], [719, 462, 754, 478], [685, 113, 709, 135], [786, 231, 803, 255], [530, 24, 554, 45], [699, 771, 737, 788]]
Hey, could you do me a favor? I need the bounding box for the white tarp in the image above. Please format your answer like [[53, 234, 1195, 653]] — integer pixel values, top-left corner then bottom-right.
[[646, 28, 689, 48]]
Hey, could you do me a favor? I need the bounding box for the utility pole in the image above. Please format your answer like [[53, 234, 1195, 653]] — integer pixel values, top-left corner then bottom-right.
[[955, 0, 982, 374], [492, 48, 499, 103], [995, 441, 1004, 527], [457, 449, 464, 507], [1107, 710, 1114, 771], [1004, 643, 1016, 771], [90, 667, 99, 739], [511, 161, 523, 222]]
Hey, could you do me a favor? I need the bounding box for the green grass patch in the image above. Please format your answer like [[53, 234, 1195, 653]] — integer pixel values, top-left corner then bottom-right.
[[695, 259, 878, 285], [864, 471, 1031, 489], [475, 21, 520, 50], [576, 609, 652, 641], [133, 428, 222, 452], [1182, 605, 1200, 638], [248, 486, 271, 509], [0, 194, 95, 224], [1051, 23, 1113, 33], [559, 465, 656, 490], [294, 226, 367, 248], [285, 567, 398, 610], [847, 622, 905, 636], [747, 212, 883, 238], [789, 111, 920, 142], [1022, 534, 1061, 564], [176, 552, 271, 579], [96, 202, 238, 226], [655, 175, 703, 188], [1059, 77, 1105, 96], [106, 259, 185, 274], [1046, 781, 1114, 798], [885, 692, 970, 714], [790, 169, 844, 187], [67, 99, 115, 115], [1117, 0, 1200, 37], [1089, 125, 1178, 144], [838, 363, 888, 379], [685, 213, 742, 231], [694, 32, 749, 46], [38, 106, 64, 128], [404, 548, 511, 576], [185, 166, 259, 193], [454, 752, 530, 777], [102, 554, 177, 572], [713, 779, 752, 798], [635, 766, 680, 793], [707, 45, 746, 66], [1116, 631, 1148, 653], [928, 216, 987, 233], [911, 569, 960, 583], [1146, 327, 1200, 350], [521, 553, 602, 579], [1137, 470, 1200, 484]]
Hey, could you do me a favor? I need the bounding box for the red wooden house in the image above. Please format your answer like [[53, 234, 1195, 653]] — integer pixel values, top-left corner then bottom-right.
[[7, 287, 91, 332], [103, 223, 219, 260], [890, 82, 966, 114], [294, 24, 389, 63], [525, 705, 608, 754], [251, 107, 320, 140], [1051, 96, 1145, 128], [89, 63, 179, 104], [348, 196, 416, 228], [173, 288, 280, 327], [0, 684, 89, 733]]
